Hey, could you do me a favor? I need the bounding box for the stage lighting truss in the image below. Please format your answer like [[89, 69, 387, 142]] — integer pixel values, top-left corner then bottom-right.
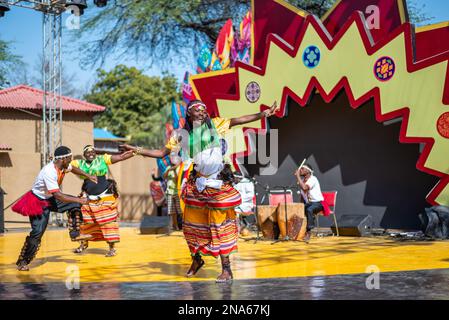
[[0, 0, 100, 165]]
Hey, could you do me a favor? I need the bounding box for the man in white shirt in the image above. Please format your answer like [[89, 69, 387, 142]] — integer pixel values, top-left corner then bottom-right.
[[13, 146, 96, 271], [233, 173, 256, 235], [295, 164, 324, 243]]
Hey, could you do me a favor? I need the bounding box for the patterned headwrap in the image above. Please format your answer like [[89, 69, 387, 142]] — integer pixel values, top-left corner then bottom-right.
[[187, 101, 206, 112]]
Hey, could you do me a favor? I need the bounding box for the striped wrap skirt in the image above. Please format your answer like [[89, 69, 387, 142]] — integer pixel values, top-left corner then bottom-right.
[[80, 194, 120, 243], [181, 179, 242, 257]]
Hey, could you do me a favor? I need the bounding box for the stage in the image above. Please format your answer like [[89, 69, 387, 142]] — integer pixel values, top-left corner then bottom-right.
[[1, 227, 449, 299]]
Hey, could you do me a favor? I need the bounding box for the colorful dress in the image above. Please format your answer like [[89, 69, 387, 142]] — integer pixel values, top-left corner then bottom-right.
[[166, 118, 242, 257], [70, 155, 120, 243]]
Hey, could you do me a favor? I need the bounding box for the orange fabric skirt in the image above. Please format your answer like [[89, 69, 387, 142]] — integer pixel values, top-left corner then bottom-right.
[[80, 195, 120, 243]]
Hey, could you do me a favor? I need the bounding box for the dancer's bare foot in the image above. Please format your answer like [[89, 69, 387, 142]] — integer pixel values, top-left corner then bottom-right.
[[73, 241, 88, 254], [186, 255, 204, 277], [216, 269, 233, 283], [216, 255, 233, 283], [105, 243, 116, 257], [17, 261, 29, 271], [105, 248, 117, 257]]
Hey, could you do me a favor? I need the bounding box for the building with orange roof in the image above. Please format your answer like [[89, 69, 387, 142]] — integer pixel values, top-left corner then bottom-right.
[[0, 85, 157, 230]]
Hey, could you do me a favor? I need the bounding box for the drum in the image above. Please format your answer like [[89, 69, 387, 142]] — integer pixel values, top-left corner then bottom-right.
[[256, 205, 279, 239], [276, 203, 307, 240]]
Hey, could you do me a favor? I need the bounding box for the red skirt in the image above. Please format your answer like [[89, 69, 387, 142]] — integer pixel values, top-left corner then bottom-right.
[[12, 191, 50, 217]]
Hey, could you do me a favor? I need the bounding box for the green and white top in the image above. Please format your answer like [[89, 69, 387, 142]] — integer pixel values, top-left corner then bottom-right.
[[165, 117, 231, 158], [70, 154, 112, 177], [165, 117, 231, 190]]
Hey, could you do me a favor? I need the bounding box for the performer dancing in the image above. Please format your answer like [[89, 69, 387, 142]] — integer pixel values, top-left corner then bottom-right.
[[121, 99, 277, 282], [71, 145, 135, 257], [12, 146, 96, 271]]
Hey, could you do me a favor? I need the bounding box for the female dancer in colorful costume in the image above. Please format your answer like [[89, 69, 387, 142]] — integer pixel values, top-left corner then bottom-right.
[[71, 145, 135, 257], [122, 99, 277, 282]]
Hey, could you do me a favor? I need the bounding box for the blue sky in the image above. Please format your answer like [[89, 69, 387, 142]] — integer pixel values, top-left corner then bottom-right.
[[1, 0, 449, 96]]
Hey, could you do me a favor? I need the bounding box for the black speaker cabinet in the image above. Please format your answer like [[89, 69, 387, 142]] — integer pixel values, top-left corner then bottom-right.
[[331, 214, 373, 237], [140, 215, 170, 234]]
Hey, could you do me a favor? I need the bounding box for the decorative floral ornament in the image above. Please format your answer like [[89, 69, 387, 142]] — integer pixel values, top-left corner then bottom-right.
[[245, 81, 261, 103], [302, 45, 321, 69], [374, 56, 396, 82]]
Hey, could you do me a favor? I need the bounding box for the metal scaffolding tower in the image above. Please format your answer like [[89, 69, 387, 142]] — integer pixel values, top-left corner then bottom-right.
[[41, 2, 64, 166], [1, 1, 66, 166]]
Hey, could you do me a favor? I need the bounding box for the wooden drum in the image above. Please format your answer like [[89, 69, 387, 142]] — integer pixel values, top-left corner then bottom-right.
[[276, 203, 307, 240], [256, 205, 279, 239]]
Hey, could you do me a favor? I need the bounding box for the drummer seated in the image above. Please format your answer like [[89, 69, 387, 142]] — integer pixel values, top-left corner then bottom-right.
[[294, 164, 324, 242]]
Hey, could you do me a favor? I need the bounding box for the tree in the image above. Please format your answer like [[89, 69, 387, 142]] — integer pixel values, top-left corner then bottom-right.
[[75, 0, 333, 69], [75, 0, 429, 70], [407, 0, 434, 25], [84, 65, 181, 148], [0, 39, 23, 88]]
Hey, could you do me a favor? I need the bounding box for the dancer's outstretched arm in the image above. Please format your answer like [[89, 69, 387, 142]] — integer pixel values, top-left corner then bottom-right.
[[52, 191, 88, 205], [71, 166, 98, 184], [110, 150, 135, 164], [229, 101, 278, 128], [120, 144, 171, 159]]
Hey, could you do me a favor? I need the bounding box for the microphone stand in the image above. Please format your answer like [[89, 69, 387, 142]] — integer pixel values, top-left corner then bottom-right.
[[241, 176, 270, 243]]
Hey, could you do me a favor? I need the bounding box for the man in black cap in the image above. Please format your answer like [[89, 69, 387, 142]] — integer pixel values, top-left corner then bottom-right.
[[13, 146, 97, 271]]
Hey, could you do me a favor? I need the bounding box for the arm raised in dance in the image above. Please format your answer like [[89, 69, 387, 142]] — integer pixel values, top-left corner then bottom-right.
[[110, 150, 135, 164], [119, 144, 172, 159], [229, 101, 278, 128], [120, 101, 278, 158]]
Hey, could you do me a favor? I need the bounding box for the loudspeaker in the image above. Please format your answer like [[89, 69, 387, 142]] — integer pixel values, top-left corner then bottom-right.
[[331, 214, 373, 237], [140, 215, 170, 234]]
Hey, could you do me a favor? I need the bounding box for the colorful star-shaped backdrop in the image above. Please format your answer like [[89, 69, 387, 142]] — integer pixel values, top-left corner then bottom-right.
[[190, 0, 449, 207]]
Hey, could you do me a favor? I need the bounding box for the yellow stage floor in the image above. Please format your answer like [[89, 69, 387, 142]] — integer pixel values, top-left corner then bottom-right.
[[2, 227, 449, 284]]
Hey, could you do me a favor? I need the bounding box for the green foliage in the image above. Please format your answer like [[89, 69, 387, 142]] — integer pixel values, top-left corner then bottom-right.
[[288, 0, 335, 17], [0, 39, 23, 88], [76, 0, 248, 68], [84, 65, 181, 148], [407, 0, 434, 25]]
